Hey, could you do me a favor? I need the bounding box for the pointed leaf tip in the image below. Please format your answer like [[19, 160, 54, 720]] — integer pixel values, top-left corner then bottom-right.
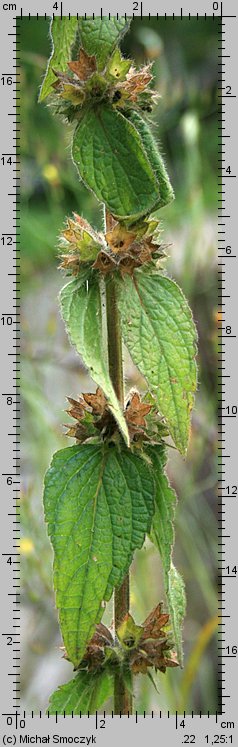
[[43, 443, 155, 665], [117, 271, 197, 454], [39, 17, 78, 102], [148, 445, 186, 665], [72, 106, 160, 222]]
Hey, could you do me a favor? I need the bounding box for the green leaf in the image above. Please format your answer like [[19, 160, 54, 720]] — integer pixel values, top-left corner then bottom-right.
[[104, 447, 154, 601], [127, 110, 175, 210], [78, 17, 130, 71], [39, 17, 78, 101], [72, 105, 160, 221], [47, 669, 113, 715], [168, 564, 186, 666], [147, 445, 176, 577], [117, 271, 197, 454], [60, 272, 129, 445], [147, 444, 186, 665], [43, 443, 154, 665]]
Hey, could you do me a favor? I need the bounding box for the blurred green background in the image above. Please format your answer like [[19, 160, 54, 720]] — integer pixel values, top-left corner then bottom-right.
[[20, 17, 218, 714]]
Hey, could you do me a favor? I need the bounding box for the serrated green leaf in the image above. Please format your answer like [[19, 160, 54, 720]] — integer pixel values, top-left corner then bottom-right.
[[78, 17, 130, 71], [39, 17, 78, 101], [72, 105, 160, 221], [117, 271, 197, 454], [147, 445, 176, 577], [128, 110, 175, 210], [104, 448, 154, 600], [47, 669, 113, 715], [147, 444, 186, 665], [60, 272, 129, 445], [43, 443, 154, 665]]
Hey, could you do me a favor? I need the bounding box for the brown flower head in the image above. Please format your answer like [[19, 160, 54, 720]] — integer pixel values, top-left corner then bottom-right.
[[125, 391, 152, 438], [121, 64, 153, 104], [83, 389, 107, 416], [48, 40, 158, 121], [129, 604, 178, 674], [110, 60, 157, 112], [65, 388, 114, 443], [59, 213, 104, 275], [106, 224, 137, 254], [93, 250, 117, 275], [69, 604, 178, 678], [79, 623, 114, 671], [52, 49, 97, 107], [67, 49, 97, 80], [92, 216, 164, 278]]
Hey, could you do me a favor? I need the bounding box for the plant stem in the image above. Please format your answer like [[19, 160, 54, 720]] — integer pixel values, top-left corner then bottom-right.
[[105, 276, 124, 404], [113, 575, 132, 715], [105, 211, 132, 716]]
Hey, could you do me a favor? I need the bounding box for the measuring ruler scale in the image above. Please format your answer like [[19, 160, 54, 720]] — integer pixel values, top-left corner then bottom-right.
[[0, 1, 237, 744]]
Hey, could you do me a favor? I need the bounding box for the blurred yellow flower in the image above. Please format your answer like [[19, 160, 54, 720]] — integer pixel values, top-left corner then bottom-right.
[[213, 308, 222, 326], [20, 537, 34, 555], [42, 163, 59, 186]]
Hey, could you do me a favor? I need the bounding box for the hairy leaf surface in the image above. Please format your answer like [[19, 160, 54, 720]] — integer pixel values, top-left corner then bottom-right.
[[167, 564, 186, 667], [78, 17, 129, 71], [117, 271, 197, 453], [48, 669, 113, 715], [60, 272, 129, 445], [43, 443, 154, 665], [39, 17, 78, 101], [104, 446, 154, 600], [147, 445, 186, 665], [72, 106, 160, 221], [128, 110, 174, 210]]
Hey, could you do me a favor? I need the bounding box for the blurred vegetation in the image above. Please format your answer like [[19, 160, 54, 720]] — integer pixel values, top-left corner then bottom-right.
[[20, 17, 218, 714]]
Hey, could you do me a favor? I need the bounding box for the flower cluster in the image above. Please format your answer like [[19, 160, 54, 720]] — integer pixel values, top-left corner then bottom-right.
[[51, 47, 157, 120], [59, 212, 166, 278], [68, 604, 178, 678], [64, 386, 169, 448], [64, 388, 109, 442], [59, 213, 105, 275]]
